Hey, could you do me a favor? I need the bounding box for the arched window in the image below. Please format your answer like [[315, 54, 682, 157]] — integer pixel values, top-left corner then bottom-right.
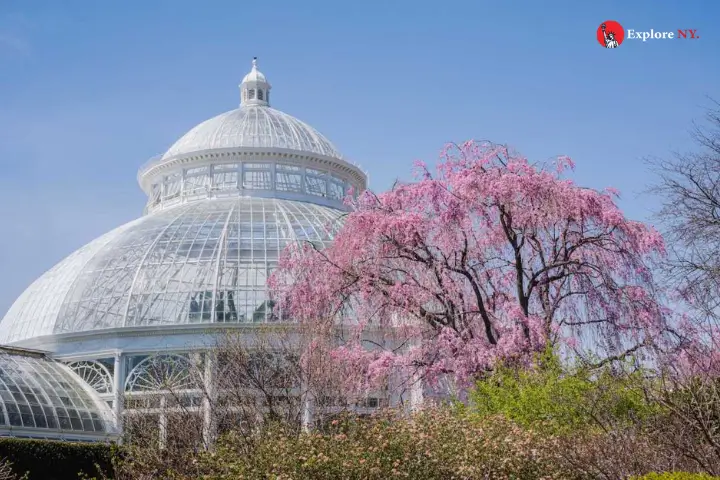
[[257, 89, 264, 101], [247, 89, 255, 100]]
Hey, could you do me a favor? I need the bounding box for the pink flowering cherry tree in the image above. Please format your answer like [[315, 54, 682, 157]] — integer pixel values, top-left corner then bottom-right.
[[269, 141, 668, 394]]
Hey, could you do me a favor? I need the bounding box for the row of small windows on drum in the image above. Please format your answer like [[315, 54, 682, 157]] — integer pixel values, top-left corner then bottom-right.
[[150, 164, 349, 203]]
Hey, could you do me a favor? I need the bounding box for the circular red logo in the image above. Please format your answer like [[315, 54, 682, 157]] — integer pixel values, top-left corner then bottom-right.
[[597, 20, 625, 48]]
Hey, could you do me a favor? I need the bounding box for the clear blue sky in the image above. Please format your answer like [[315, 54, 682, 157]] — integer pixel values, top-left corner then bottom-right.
[[0, 0, 718, 315]]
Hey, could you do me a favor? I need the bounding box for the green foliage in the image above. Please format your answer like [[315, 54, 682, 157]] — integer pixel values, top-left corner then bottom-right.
[[631, 474, 720, 479], [469, 349, 659, 434], [0, 438, 112, 480]]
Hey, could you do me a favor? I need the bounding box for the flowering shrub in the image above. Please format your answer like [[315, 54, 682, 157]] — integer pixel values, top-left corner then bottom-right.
[[93, 400, 720, 479], [195, 408, 580, 480]]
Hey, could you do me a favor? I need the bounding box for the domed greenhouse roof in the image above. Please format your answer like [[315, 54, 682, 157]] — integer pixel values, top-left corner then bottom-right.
[[0, 198, 342, 345]]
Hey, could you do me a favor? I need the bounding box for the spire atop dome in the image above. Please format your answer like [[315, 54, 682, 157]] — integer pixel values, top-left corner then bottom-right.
[[240, 57, 271, 107]]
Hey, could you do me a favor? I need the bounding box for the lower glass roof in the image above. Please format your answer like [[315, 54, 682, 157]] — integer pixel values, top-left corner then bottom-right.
[[0, 348, 116, 439]]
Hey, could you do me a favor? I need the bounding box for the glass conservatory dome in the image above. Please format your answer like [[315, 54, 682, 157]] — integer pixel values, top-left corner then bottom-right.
[[0, 58, 366, 349]]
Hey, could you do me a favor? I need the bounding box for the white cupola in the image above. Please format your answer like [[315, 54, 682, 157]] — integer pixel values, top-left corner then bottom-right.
[[239, 57, 271, 107]]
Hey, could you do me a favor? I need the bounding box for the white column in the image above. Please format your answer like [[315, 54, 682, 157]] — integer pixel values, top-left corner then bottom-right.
[[239, 162, 245, 194], [180, 169, 187, 203], [271, 162, 277, 192], [301, 373, 315, 433], [407, 331, 423, 411], [112, 352, 125, 433], [159, 396, 167, 450], [302, 396, 314, 432], [409, 373, 424, 411], [202, 351, 218, 449]]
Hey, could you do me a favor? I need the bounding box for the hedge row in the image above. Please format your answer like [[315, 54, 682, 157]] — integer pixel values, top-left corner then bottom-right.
[[0, 438, 113, 480], [632, 474, 720, 479]]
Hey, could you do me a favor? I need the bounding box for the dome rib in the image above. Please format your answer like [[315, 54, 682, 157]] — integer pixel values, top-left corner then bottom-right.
[[211, 202, 237, 324]]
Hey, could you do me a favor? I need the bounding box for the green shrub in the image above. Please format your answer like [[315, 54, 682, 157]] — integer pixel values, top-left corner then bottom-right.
[[0, 438, 113, 480], [469, 349, 659, 434], [631, 473, 720, 479]]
